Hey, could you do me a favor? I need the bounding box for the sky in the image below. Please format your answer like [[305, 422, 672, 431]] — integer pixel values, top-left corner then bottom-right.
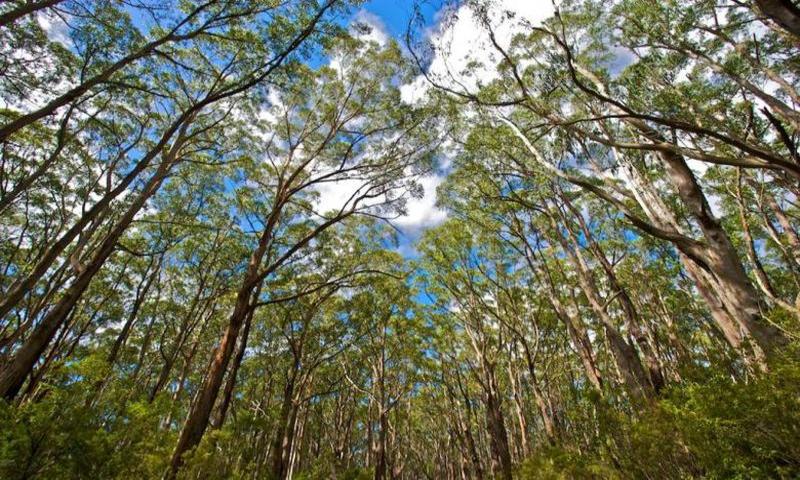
[[324, 0, 556, 258], [35, 0, 557, 259]]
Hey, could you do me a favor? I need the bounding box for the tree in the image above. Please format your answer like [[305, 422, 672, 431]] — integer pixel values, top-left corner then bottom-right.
[[1, 1, 799, 478]]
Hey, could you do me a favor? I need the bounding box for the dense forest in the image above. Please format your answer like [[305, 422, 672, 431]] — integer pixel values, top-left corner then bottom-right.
[[1, 0, 800, 478]]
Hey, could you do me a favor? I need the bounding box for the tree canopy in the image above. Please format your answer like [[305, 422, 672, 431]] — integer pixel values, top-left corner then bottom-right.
[[1, 0, 800, 478]]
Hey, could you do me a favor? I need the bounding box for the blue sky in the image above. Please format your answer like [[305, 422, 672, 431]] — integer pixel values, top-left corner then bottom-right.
[[357, 0, 442, 38], [331, 1, 452, 260], [337, 1, 556, 258], [40, 0, 553, 260]]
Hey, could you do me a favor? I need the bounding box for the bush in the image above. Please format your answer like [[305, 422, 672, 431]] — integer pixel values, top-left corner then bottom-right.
[[518, 353, 800, 479], [0, 355, 173, 479]]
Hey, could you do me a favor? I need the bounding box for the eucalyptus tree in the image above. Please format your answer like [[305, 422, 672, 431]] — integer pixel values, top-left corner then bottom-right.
[[0, 0, 350, 400], [265, 284, 354, 480], [411, 0, 797, 369], [344, 273, 427, 480], [0, 0, 306, 142], [168, 36, 439, 474], [419, 221, 523, 480], [1, 0, 799, 478], [235, 223, 407, 479], [161, 224, 425, 479]]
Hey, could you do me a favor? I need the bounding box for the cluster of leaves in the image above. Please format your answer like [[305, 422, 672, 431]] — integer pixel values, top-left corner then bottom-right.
[[519, 351, 800, 479]]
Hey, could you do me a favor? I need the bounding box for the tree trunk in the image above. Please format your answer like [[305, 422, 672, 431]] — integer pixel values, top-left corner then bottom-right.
[[150, 275, 219, 401], [374, 409, 389, 480], [559, 191, 665, 392], [167, 284, 254, 477], [518, 340, 556, 442], [517, 231, 604, 393], [450, 365, 485, 480], [212, 292, 256, 429], [575, 67, 784, 363], [484, 373, 512, 480], [0, 103, 75, 216], [0, 138, 182, 399], [548, 211, 652, 397], [107, 255, 162, 366], [270, 373, 298, 480], [619, 153, 770, 363], [657, 148, 781, 360], [755, 0, 800, 39], [0, 0, 64, 27], [506, 357, 530, 457], [0, 116, 191, 321]]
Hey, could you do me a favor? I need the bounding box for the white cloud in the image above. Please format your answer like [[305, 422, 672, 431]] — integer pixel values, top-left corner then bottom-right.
[[352, 9, 391, 47], [403, 0, 555, 103], [400, 75, 430, 104], [330, 10, 390, 76], [395, 174, 448, 230], [398, 1, 555, 228], [312, 173, 447, 231], [38, 11, 71, 47], [314, 178, 367, 214], [314, 11, 448, 231], [254, 88, 284, 133]]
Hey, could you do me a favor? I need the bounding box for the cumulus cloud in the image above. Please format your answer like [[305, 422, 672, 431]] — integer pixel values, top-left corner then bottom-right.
[[402, 0, 555, 103], [352, 9, 391, 47], [330, 9, 390, 76], [314, 178, 369, 214], [313, 9, 450, 232], [394, 174, 448, 230], [312, 172, 447, 232], [38, 11, 71, 47], [320, 2, 555, 234], [397, 2, 558, 229]]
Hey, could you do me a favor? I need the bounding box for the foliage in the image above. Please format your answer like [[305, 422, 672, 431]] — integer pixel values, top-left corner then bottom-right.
[[519, 353, 800, 479], [1, 0, 799, 478]]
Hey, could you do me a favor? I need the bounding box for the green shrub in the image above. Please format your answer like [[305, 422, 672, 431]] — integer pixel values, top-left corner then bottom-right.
[[518, 354, 800, 479]]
